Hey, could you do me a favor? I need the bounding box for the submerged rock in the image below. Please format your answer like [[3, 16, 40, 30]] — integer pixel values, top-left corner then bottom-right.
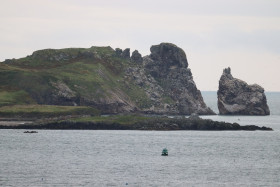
[[218, 67, 270, 115], [24, 131, 38, 133]]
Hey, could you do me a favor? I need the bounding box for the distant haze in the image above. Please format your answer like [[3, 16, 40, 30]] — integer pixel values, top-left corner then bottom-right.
[[1, 0, 279, 91]]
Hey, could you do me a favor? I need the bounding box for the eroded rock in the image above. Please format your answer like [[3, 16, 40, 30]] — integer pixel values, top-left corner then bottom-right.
[[121, 48, 130, 59], [131, 50, 143, 63], [128, 43, 215, 115], [218, 67, 270, 115]]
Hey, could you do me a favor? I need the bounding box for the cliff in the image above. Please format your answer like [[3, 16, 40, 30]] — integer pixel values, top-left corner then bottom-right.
[[218, 67, 270, 115], [0, 43, 214, 115]]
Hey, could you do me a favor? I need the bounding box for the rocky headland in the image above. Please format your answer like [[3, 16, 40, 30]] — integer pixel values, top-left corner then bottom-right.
[[218, 67, 270, 115], [0, 43, 214, 115], [126, 43, 215, 115]]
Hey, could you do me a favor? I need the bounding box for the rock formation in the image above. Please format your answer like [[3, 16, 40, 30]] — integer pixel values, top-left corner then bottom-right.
[[218, 67, 270, 115], [115, 48, 130, 59], [126, 43, 215, 115], [0, 43, 215, 115], [131, 50, 143, 63], [121, 48, 130, 59]]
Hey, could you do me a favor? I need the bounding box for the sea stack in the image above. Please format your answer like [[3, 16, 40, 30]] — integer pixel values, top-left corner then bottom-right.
[[218, 67, 270, 115]]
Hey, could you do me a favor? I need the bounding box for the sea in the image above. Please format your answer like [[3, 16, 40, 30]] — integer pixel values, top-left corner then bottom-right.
[[0, 91, 279, 186]]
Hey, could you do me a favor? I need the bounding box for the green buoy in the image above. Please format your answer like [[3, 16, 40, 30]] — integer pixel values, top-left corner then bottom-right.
[[161, 148, 168, 156]]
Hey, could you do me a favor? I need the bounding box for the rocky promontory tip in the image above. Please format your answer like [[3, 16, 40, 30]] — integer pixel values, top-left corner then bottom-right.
[[142, 43, 215, 115], [150, 42, 188, 68], [218, 67, 270, 115]]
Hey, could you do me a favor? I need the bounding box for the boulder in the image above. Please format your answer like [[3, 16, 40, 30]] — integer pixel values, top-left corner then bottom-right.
[[218, 67, 270, 115]]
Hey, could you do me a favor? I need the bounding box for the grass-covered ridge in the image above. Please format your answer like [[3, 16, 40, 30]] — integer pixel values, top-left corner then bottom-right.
[[0, 105, 99, 118], [0, 90, 35, 106], [72, 115, 150, 125], [0, 46, 152, 112]]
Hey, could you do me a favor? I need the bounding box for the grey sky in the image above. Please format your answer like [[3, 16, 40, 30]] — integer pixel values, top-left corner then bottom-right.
[[1, 0, 279, 91]]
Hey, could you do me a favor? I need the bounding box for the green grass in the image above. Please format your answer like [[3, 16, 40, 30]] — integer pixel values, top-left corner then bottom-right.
[[48, 61, 125, 99], [0, 105, 100, 118], [72, 115, 150, 125], [0, 90, 35, 106], [0, 46, 154, 111]]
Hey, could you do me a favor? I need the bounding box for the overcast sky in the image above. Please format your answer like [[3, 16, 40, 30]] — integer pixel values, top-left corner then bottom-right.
[[1, 0, 279, 91]]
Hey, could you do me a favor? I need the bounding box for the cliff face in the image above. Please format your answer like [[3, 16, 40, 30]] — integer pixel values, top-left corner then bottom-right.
[[141, 43, 214, 114], [0, 43, 214, 115], [218, 67, 270, 115]]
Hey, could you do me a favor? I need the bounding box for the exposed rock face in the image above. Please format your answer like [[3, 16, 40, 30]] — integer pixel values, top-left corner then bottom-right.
[[79, 89, 138, 114], [49, 81, 137, 114], [127, 43, 215, 115], [218, 67, 270, 115], [50, 81, 77, 106]]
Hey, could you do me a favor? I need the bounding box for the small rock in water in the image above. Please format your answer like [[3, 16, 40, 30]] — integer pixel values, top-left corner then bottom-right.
[[24, 131, 38, 133]]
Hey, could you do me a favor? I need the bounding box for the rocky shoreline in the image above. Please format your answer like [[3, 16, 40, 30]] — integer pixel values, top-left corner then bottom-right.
[[0, 115, 273, 131]]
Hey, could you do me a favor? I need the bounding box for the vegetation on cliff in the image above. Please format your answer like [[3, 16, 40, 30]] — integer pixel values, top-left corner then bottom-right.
[[0, 46, 142, 113]]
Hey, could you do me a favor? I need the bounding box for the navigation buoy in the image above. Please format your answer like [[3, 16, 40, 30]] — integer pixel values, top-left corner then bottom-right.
[[161, 148, 168, 156]]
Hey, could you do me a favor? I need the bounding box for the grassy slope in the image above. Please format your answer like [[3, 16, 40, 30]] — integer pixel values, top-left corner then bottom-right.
[[0, 46, 151, 109], [72, 115, 150, 125], [0, 105, 99, 118]]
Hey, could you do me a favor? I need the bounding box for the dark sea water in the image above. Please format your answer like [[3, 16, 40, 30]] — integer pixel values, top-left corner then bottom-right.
[[1, 92, 280, 186]]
